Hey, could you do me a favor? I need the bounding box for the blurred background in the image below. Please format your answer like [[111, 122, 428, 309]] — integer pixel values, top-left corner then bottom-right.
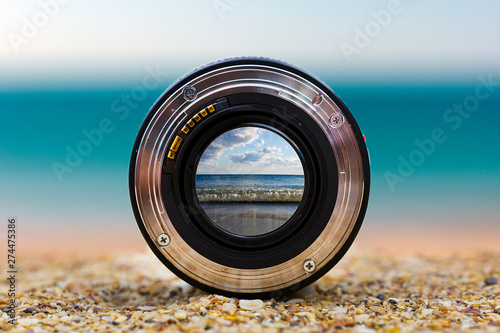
[[1, 0, 499, 259]]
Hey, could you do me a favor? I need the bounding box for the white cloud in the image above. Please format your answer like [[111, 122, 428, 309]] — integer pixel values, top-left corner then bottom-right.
[[230, 146, 281, 164], [254, 139, 265, 147], [228, 146, 302, 174], [199, 127, 261, 163]]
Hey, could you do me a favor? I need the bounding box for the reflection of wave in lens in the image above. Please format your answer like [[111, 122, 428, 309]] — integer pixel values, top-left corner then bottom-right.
[[197, 188, 303, 203], [196, 174, 304, 190]]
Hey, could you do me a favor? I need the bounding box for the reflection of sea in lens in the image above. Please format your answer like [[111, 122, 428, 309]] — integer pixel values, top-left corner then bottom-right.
[[196, 175, 304, 235], [195, 127, 304, 236], [200, 202, 299, 236]]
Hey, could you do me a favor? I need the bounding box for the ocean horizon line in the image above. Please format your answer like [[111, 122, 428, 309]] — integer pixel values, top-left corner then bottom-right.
[[196, 174, 304, 176]]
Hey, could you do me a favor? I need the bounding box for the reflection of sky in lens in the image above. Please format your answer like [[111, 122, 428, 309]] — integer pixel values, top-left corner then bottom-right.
[[197, 127, 303, 175]]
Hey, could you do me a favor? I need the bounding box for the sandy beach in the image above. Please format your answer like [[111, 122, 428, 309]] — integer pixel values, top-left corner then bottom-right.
[[1, 248, 499, 332]]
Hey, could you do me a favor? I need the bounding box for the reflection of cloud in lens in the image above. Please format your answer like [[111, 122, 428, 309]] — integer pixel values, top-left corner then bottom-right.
[[260, 156, 302, 174], [230, 151, 261, 163], [230, 146, 281, 164], [254, 139, 264, 147], [228, 146, 302, 174], [263, 146, 280, 154], [197, 127, 303, 175], [199, 127, 261, 163]]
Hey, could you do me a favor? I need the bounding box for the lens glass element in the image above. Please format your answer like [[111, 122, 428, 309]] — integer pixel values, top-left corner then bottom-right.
[[195, 126, 304, 236]]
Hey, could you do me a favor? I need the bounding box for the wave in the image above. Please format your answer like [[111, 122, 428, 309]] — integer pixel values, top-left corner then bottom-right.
[[197, 188, 303, 203]]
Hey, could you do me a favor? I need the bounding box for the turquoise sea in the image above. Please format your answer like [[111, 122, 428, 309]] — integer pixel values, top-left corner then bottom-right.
[[1, 81, 499, 233]]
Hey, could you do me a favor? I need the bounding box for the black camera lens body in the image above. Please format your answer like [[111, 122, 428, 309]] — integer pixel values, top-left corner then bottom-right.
[[130, 58, 370, 297]]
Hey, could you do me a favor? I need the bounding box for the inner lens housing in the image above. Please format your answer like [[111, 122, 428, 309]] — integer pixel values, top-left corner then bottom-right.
[[130, 58, 370, 297]]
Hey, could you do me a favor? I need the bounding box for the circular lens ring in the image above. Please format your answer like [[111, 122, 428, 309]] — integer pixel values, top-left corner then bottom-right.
[[130, 57, 370, 296], [161, 98, 338, 268]]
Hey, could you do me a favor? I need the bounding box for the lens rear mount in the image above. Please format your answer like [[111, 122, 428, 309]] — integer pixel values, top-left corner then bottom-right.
[[130, 58, 370, 296]]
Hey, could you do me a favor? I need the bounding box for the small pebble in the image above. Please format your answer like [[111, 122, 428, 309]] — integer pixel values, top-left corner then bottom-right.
[[138, 306, 156, 311], [376, 294, 385, 301], [239, 299, 264, 310], [285, 298, 305, 305], [60, 315, 71, 322], [115, 316, 128, 323], [23, 307, 39, 314], [223, 302, 237, 313], [175, 310, 187, 320], [388, 299, 397, 305], [72, 315, 83, 322], [484, 277, 498, 286], [17, 318, 38, 327]]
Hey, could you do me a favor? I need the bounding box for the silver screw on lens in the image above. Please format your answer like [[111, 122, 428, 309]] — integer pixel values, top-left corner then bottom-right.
[[182, 85, 197, 102], [303, 259, 316, 273], [329, 113, 344, 128], [157, 233, 170, 247]]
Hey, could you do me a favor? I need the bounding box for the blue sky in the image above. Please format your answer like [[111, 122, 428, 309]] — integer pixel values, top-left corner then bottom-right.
[[1, 1, 499, 256], [197, 127, 303, 175], [1, 1, 499, 87]]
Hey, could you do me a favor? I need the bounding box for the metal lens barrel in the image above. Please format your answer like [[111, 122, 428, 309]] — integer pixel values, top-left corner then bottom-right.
[[129, 58, 370, 297]]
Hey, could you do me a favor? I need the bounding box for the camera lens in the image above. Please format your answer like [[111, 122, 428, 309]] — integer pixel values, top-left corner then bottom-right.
[[130, 58, 370, 297]]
